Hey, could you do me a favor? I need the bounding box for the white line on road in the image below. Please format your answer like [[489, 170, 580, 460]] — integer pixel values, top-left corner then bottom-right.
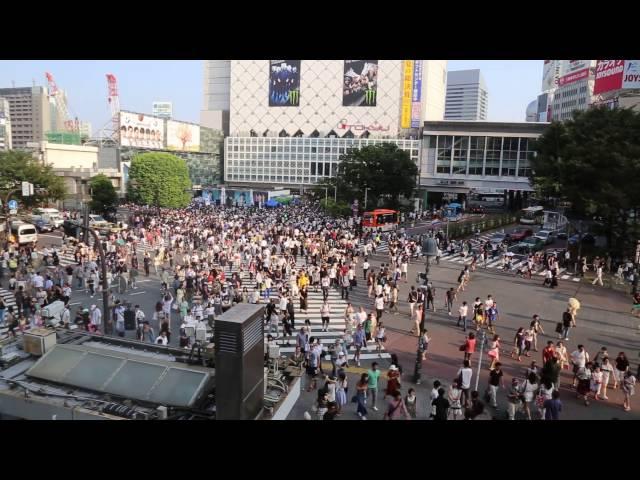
[[130, 291, 147, 296], [68, 302, 81, 306]]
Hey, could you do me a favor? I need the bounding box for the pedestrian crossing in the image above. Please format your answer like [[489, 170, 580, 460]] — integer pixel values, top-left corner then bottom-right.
[[220, 258, 392, 362], [374, 234, 582, 283]]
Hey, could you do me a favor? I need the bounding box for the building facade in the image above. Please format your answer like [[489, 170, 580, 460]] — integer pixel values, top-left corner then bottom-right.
[[201, 60, 231, 135], [221, 60, 445, 188], [0, 97, 11, 150], [225, 136, 420, 187], [444, 70, 488, 121], [0, 86, 51, 149], [419, 121, 548, 208]]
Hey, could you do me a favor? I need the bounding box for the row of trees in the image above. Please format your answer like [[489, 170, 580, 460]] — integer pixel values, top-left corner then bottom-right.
[[529, 107, 640, 258]]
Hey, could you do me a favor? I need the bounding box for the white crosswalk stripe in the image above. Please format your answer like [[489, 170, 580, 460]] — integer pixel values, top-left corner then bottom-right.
[[221, 258, 391, 361]]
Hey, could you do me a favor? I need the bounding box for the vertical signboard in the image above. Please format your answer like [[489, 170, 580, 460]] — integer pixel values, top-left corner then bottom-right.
[[593, 60, 625, 94], [401, 60, 413, 129], [411, 60, 423, 128], [269, 60, 301, 107], [343, 60, 378, 106], [541, 60, 559, 92]]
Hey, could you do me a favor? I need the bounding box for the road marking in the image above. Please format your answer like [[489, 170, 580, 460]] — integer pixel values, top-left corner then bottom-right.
[[130, 291, 146, 296], [68, 302, 81, 306], [572, 278, 581, 282], [39, 234, 63, 240]]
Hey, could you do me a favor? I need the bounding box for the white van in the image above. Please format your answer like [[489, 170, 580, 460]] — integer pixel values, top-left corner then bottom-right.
[[32, 208, 64, 228], [10, 221, 38, 245]]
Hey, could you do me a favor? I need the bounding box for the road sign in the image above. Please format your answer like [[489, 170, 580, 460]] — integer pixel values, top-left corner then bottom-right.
[[9, 209, 17, 215], [7, 200, 18, 210]]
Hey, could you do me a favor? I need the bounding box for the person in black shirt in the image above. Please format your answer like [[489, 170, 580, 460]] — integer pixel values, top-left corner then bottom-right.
[[432, 387, 450, 421], [323, 401, 338, 420], [487, 363, 504, 408]]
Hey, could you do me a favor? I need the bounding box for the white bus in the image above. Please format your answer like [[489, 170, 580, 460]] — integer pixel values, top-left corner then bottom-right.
[[520, 206, 545, 225]]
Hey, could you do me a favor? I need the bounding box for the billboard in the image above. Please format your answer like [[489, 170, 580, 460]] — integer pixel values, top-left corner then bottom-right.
[[252, 190, 268, 207], [541, 60, 560, 91], [119, 111, 164, 149], [561, 60, 592, 76], [166, 120, 200, 152], [152, 101, 172, 118], [343, 60, 378, 106], [623, 60, 640, 89], [269, 60, 301, 107], [401, 60, 413, 129], [593, 60, 625, 94], [411, 60, 423, 128], [558, 68, 590, 86]]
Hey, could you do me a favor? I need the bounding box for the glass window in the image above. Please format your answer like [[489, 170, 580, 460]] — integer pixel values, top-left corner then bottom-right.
[[436, 135, 453, 174], [485, 136, 502, 176]]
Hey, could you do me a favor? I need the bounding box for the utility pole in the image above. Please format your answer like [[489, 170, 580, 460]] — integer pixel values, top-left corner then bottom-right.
[[334, 185, 337, 203]]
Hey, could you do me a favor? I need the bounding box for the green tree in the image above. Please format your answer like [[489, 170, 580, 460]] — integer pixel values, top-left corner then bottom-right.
[[0, 150, 66, 206], [128, 152, 192, 208], [321, 143, 418, 211], [89, 174, 118, 215], [529, 107, 640, 256]]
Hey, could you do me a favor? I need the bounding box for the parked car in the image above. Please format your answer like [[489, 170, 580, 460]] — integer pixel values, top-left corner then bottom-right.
[[568, 233, 596, 246], [556, 231, 568, 240], [534, 229, 556, 245], [510, 227, 534, 242], [508, 243, 533, 255]]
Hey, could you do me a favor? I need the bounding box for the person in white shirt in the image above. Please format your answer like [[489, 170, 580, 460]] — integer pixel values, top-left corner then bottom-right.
[[155, 331, 169, 346], [320, 300, 331, 332], [89, 305, 102, 332], [570, 345, 590, 388], [457, 301, 469, 332], [592, 264, 604, 286]]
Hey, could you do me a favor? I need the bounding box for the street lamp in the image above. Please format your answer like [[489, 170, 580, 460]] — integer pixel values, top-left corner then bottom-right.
[[413, 235, 438, 384], [363, 187, 371, 211]]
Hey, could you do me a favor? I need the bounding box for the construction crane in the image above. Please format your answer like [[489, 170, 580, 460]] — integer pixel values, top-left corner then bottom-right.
[[45, 71, 78, 133], [106, 73, 120, 141]]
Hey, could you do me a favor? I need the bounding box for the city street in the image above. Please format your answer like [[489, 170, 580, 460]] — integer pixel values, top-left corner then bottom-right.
[[287, 244, 640, 420]]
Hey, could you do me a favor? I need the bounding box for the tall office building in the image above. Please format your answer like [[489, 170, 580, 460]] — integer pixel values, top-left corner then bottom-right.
[[200, 60, 231, 135], [0, 97, 12, 150], [0, 86, 51, 149], [444, 69, 488, 121]]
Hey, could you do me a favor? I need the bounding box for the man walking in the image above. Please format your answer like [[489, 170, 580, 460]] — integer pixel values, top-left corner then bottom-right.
[[456, 360, 473, 408], [408, 286, 417, 320], [367, 362, 381, 412], [487, 362, 504, 409], [445, 287, 456, 316]]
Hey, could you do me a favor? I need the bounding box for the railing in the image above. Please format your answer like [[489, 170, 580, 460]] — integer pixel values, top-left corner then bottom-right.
[[445, 213, 518, 240]]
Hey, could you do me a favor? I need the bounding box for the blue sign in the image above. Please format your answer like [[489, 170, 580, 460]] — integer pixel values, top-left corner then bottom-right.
[[7, 200, 18, 210]]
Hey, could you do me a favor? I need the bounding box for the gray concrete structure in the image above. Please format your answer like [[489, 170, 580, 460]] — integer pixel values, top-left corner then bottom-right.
[[0, 86, 51, 149], [200, 60, 231, 135]]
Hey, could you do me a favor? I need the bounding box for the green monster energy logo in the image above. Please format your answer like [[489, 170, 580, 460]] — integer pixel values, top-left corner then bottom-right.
[[289, 90, 300, 105], [365, 88, 376, 105]]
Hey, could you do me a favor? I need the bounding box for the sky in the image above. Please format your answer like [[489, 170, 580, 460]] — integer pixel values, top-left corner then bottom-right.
[[0, 60, 542, 133]]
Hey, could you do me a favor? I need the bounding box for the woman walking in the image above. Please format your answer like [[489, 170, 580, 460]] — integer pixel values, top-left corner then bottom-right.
[[336, 371, 348, 414], [374, 321, 386, 357], [320, 300, 331, 332], [299, 285, 308, 314], [622, 370, 636, 412], [613, 352, 630, 389], [576, 362, 593, 406], [556, 341, 569, 371], [405, 388, 417, 419], [520, 372, 539, 420], [447, 379, 463, 420], [511, 327, 526, 362], [355, 372, 369, 420], [385, 365, 401, 397], [487, 334, 501, 370], [537, 379, 555, 420]]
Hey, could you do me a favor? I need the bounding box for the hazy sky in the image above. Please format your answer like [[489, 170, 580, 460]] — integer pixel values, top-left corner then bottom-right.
[[0, 60, 542, 133]]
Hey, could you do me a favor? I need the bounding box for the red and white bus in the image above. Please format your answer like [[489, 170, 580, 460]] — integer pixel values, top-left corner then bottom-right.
[[362, 209, 399, 232]]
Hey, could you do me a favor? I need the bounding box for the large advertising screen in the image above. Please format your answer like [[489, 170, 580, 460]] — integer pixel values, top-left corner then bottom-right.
[[224, 189, 251, 207], [343, 60, 378, 107], [119, 111, 164, 149], [269, 60, 301, 107], [411, 60, 423, 128], [166, 120, 200, 152], [593, 60, 625, 94], [623, 60, 640, 89]]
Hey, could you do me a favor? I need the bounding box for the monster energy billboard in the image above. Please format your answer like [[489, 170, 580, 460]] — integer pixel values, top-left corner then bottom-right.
[[269, 60, 301, 107], [343, 60, 378, 107]]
